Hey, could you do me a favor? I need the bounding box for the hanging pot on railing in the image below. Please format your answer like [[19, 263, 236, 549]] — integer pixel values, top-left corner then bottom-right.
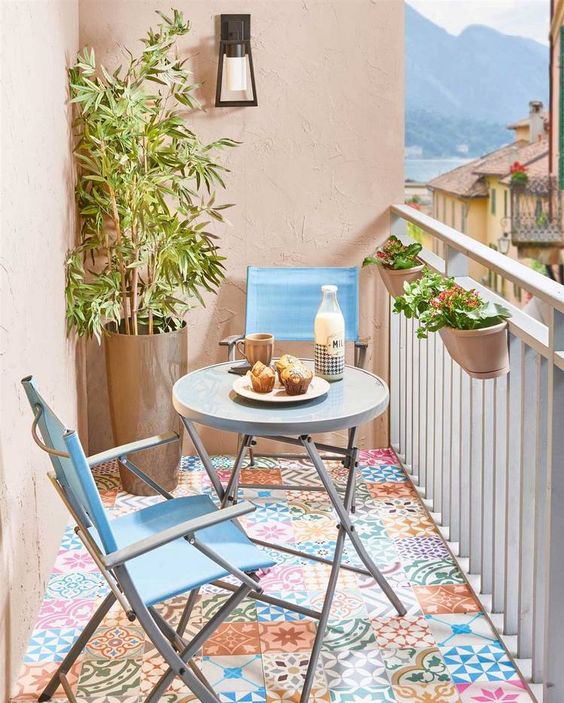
[[439, 322, 509, 379], [378, 262, 425, 298]]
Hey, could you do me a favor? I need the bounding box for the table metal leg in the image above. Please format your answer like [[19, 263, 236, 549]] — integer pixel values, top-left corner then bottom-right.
[[347, 427, 358, 514], [299, 442, 358, 703], [251, 537, 371, 577], [212, 579, 322, 619], [301, 435, 406, 618], [222, 435, 251, 507], [181, 418, 225, 501], [180, 417, 406, 692]]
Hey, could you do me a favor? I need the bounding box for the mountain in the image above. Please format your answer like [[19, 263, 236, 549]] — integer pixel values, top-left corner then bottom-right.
[[406, 109, 512, 159], [406, 4, 549, 157]]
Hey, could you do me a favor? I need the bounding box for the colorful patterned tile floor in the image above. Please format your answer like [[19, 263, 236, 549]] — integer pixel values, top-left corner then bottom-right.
[[12, 449, 536, 703]]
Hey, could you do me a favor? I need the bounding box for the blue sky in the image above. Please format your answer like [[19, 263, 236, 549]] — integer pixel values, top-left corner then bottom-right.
[[407, 0, 551, 45]]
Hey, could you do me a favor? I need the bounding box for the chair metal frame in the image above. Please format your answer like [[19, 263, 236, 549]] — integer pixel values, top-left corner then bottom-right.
[[23, 377, 270, 703]]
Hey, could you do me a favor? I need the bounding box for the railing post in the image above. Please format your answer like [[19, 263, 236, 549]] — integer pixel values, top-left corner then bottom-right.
[[544, 310, 564, 703], [505, 335, 523, 635], [390, 299, 400, 450], [390, 211, 407, 454]]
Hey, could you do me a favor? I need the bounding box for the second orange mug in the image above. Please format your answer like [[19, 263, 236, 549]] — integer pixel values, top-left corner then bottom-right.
[[236, 333, 274, 366]]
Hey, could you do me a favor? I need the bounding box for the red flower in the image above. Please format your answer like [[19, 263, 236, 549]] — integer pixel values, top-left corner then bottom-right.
[[510, 161, 527, 174]]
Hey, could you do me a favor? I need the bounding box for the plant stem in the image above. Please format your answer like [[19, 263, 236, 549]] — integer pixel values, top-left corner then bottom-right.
[[131, 268, 139, 335], [108, 184, 131, 334], [130, 200, 139, 335]]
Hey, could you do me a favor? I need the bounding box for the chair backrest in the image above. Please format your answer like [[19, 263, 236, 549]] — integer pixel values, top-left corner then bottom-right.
[[244, 267, 359, 342], [21, 377, 117, 554]]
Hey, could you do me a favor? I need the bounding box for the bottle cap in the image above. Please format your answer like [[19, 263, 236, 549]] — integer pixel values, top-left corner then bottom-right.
[[321, 284, 338, 293]]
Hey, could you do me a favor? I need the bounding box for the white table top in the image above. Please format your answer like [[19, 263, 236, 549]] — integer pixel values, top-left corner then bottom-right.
[[172, 359, 389, 437]]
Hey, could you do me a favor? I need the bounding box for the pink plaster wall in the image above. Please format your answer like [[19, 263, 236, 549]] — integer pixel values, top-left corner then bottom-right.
[[79, 0, 405, 454], [0, 1, 79, 695]]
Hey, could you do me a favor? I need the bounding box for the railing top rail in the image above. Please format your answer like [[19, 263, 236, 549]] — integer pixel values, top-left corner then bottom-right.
[[391, 203, 564, 313]]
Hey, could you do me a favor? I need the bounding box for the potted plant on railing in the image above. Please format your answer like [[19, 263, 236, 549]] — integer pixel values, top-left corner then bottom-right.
[[363, 235, 424, 297], [66, 10, 237, 494], [394, 271, 511, 379], [510, 161, 529, 191]]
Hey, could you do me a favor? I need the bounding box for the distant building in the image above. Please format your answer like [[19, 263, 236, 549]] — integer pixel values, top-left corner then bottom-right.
[[427, 102, 557, 296], [506, 105, 547, 144]]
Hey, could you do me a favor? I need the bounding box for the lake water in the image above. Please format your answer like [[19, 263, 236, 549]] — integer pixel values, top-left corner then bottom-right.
[[405, 158, 473, 183]]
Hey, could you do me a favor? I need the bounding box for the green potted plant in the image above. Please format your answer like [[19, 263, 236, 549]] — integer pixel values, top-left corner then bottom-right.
[[509, 161, 529, 191], [363, 235, 424, 297], [394, 271, 511, 378], [66, 10, 237, 494]]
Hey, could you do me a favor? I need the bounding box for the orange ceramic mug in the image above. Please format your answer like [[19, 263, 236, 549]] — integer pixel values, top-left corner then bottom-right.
[[236, 333, 274, 366]]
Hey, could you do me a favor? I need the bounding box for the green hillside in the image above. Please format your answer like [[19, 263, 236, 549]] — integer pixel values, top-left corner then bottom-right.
[[406, 109, 511, 158]]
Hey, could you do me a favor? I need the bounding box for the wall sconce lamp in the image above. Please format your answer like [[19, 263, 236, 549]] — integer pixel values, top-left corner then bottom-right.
[[497, 232, 511, 255], [215, 14, 257, 107]]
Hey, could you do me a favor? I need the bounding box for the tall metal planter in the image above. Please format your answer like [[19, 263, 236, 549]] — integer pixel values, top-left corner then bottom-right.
[[104, 325, 187, 495]]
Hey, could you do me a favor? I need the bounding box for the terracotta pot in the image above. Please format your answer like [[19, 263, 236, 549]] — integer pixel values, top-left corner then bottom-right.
[[439, 322, 509, 379], [104, 324, 188, 495], [378, 263, 425, 298]]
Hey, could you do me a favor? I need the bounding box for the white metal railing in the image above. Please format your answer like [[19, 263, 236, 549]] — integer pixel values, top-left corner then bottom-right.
[[389, 204, 564, 703]]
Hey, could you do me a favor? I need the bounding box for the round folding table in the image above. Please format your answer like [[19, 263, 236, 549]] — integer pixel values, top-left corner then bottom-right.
[[173, 359, 405, 703]]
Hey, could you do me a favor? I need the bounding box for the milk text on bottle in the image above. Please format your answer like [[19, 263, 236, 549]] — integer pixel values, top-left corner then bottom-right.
[[314, 284, 345, 381]]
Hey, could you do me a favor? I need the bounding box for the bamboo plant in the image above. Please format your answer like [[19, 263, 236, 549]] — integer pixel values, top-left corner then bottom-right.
[[66, 10, 237, 339]]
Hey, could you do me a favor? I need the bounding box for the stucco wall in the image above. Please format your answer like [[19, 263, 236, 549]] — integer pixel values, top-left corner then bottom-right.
[[79, 0, 405, 455], [0, 1, 79, 696]]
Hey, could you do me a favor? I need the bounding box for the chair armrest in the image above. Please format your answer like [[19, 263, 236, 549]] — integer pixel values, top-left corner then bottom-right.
[[103, 500, 256, 568], [87, 431, 180, 467], [219, 334, 244, 361], [219, 334, 244, 347]]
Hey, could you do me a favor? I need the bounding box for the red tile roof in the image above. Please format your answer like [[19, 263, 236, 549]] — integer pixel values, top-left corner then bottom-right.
[[499, 153, 549, 185], [427, 138, 549, 197]]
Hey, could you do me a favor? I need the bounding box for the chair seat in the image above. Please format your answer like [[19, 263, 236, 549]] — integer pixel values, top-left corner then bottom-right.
[[89, 495, 274, 606]]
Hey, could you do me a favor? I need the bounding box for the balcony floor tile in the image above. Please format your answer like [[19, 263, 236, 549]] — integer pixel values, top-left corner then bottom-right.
[[11, 449, 535, 703]]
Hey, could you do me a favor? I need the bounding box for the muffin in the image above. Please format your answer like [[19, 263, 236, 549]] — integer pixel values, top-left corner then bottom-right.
[[280, 363, 313, 396], [275, 354, 301, 382], [248, 361, 276, 393]]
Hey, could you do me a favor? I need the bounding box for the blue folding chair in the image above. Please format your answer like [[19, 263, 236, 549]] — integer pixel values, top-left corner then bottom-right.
[[219, 267, 368, 470], [220, 266, 367, 367], [22, 376, 274, 703]]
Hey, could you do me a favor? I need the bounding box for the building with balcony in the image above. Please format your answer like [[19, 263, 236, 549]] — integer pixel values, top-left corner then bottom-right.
[[427, 102, 560, 295]]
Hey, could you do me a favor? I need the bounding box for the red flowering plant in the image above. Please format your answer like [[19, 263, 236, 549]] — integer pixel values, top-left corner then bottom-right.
[[394, 271, 510, 339], [362, 235, 422, 271], [510, 161, 528, 186]]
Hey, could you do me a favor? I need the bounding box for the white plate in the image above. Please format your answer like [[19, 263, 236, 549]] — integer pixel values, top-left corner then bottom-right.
[[232, 374, 330, 404]]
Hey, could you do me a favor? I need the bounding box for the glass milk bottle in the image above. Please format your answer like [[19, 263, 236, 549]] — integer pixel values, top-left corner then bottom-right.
[[314, 285, 345, 381]]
